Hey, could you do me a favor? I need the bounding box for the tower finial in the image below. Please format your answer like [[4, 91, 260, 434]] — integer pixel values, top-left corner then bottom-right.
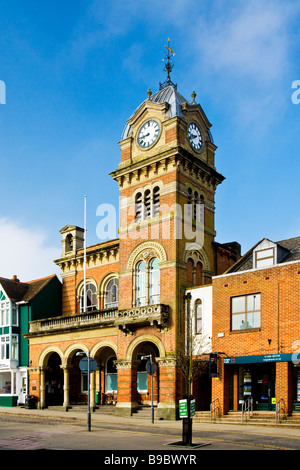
[[159, 39, 177, 90]]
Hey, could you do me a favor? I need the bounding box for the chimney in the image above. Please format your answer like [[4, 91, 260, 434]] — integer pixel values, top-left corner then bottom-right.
[[12, 275, 20, 283]]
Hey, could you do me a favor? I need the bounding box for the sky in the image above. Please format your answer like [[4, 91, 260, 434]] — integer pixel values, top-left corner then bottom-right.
[[0, 0, 300, 282]]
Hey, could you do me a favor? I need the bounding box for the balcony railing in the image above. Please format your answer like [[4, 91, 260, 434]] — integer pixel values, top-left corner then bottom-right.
[[115, 304, 169, 334], [28, 308, 117, 336], [27, 304, 169, 337]]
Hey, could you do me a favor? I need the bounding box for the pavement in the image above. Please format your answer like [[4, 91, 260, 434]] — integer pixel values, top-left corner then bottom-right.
[[1, 404, 300, 439]]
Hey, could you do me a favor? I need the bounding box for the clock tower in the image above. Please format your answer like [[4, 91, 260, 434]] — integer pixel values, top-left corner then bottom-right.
[[111, 45, 225, 305], [109, 45, 237, 418]]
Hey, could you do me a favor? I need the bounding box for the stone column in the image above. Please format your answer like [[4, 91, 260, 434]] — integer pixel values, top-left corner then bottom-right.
[[115, 360, 139, 416], [40, 367, 46, 409], [61, 366, 71, 410], [90, 370, 96, 410]]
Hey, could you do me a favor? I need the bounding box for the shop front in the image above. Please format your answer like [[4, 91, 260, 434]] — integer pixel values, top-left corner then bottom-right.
[[224, 353, 299, 413]]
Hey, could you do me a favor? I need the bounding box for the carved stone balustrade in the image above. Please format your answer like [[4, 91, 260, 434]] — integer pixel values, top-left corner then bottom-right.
[[115, 304, 169, 335]]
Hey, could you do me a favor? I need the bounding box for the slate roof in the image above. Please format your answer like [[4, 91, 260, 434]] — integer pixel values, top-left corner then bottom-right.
[[226, 236, 300, 273], [0, 275, 57, 303]]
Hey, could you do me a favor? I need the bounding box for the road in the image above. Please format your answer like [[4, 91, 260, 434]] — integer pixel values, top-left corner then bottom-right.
[[0, 411, 299, 455]]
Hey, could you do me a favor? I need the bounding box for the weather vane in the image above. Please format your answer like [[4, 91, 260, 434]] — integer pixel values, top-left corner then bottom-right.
[[159, 39, 177, 90]]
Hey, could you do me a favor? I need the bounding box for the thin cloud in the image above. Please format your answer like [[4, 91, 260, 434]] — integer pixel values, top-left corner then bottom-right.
[[0, 218, 60, 282]]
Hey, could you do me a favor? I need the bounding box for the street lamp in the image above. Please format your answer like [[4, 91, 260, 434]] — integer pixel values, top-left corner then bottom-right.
[[77, 350, 92, 431]]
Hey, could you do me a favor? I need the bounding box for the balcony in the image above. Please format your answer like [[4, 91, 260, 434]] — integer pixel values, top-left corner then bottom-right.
[[115, 304, 169, 335], [26, 304, 170, 338], [27, 308, 117, 337]]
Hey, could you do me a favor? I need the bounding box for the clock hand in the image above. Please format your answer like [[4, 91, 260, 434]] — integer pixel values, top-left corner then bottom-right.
[[139, 132, 150, 139]]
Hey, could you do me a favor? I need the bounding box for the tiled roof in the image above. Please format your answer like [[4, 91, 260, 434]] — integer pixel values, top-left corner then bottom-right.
[[0, 274, 57, 303]]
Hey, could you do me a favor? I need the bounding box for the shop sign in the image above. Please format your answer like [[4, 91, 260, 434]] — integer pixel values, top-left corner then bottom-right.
[[224, 353, 294, 365]]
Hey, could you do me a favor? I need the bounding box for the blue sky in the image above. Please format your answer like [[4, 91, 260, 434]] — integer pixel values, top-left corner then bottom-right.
[[0, 0, 300, 281]]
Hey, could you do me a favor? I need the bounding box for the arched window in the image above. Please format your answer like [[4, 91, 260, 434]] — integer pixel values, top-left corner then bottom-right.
[[187, 258, 194, 286], [187, 188, 193, 217], [153, 186, 160, 217], [149, 258, 160, 304], [135, 192, 142, 222], [144, 189, 151, 219], [65, 234, 73, 252], [196, 261, 203, 285], [80, 282, 97, 312], [104, 277, 119, 309], [136, 261, 147, 306], [195, 299, 203, 334], [106, 357, 117, 393], [194, 191, 199, 220]]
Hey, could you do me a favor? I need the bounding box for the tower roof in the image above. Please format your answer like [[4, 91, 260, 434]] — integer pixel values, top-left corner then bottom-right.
[[121, 84, 191, 140]]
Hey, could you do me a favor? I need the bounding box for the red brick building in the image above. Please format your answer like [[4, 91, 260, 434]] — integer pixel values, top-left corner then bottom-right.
[[25, 71, 239, 419], [212, 237, 300, 417]]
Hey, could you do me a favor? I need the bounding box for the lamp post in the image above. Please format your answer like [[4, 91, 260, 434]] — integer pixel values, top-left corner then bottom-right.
[[182, 292, 192, 445], [77, 350, 97, 431]]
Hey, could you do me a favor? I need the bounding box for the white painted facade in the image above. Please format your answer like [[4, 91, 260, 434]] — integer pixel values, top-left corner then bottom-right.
[[186, 284, 212, 355]]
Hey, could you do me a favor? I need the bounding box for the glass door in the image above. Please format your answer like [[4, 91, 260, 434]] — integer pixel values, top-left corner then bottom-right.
[[253, 364, 275, 411]]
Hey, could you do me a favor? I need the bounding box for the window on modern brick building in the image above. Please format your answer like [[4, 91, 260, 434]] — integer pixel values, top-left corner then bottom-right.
[[80, 282, 97, 312], [254, 248, 275, 268], [231, 293, 261, 330]]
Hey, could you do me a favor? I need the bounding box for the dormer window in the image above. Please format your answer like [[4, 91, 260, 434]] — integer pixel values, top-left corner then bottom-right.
[[254, 248, 275, 268]]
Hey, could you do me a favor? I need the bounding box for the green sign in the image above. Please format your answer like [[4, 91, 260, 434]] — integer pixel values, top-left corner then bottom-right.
[[190, 399, 195, 418], [179, 399, 195, 418], [179, 399, 188, 418]]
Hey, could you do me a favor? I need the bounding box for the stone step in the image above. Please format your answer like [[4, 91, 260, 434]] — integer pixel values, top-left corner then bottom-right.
[[194, 410, 300, 427]]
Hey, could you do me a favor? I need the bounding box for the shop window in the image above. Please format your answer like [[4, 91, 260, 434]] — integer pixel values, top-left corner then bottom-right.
[[80, 282, 97, 312], [0, 371, 11, 394], [104, 277, 118, 309], [231, 293, 261, 330]]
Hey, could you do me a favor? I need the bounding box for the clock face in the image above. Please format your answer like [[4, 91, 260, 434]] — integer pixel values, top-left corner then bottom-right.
[[187, 122, 203, 151], [137, 119, 160, 149]]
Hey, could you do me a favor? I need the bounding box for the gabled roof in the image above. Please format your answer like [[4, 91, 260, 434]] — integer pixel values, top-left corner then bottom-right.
[[225, 236, 300, 273], [0, 274, 58, 303]]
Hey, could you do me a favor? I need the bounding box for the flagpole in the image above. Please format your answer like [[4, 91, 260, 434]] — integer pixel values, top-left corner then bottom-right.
[[84, 195, 87, 313]]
